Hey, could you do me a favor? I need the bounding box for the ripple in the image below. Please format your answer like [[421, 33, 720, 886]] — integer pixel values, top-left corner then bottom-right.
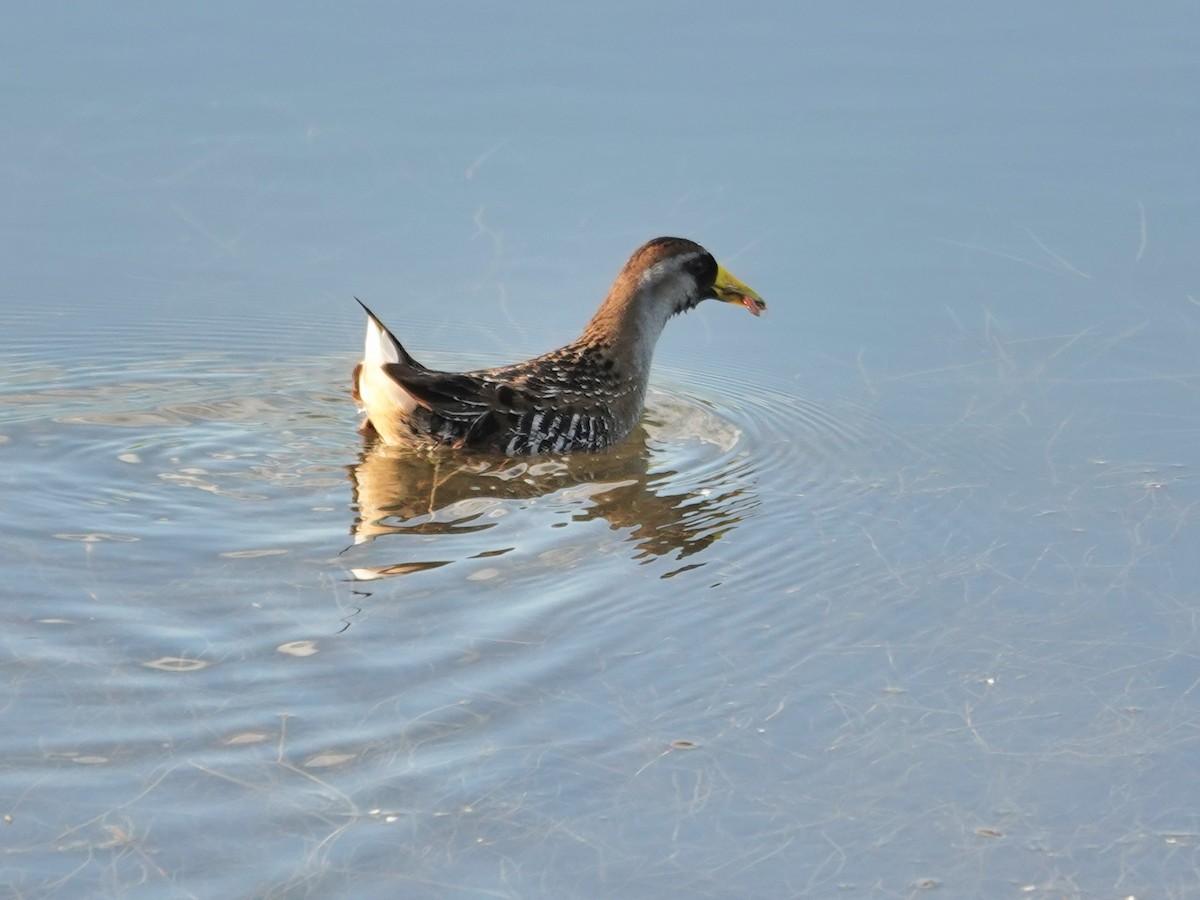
[[3, 300, 930, 632], [3, 301, 892, 601], [334, 358, 888, 599], [648, 364, 878, 485], [9, 292, 1160, 900]]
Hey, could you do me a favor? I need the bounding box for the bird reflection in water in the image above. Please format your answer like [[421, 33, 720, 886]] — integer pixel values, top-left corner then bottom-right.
[[345, 417, 757, 581]]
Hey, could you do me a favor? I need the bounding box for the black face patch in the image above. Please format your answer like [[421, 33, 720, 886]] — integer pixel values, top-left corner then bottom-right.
[[681, 251, 719, 296]]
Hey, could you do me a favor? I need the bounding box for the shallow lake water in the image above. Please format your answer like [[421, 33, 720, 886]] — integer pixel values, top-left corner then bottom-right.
[[4, 4, 1200, 898]]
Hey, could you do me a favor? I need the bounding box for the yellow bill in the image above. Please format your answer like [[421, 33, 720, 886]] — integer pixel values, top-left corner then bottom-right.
[[713, 264, 766, 316]]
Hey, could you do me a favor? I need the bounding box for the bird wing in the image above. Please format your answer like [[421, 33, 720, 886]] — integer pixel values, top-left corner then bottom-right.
[[380, 364, 545, 443], [382, 367, 506, 418]]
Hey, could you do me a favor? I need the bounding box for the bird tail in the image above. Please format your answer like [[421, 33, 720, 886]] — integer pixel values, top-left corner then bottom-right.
[[353, 297, 426, 433], [355, 297, 423, 369]]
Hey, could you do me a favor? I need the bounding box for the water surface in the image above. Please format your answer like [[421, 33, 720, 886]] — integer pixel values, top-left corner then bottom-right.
[[3, 4, 1200, 898]]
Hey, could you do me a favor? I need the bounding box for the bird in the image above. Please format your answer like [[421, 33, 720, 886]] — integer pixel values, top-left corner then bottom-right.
[[351, 236, 765, 455]]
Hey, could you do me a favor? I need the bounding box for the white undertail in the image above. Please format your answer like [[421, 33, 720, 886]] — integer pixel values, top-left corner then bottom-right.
[[359, 313, 418, 424]]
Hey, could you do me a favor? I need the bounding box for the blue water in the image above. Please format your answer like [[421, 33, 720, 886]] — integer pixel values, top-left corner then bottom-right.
[[3, 4, 1200, 898]]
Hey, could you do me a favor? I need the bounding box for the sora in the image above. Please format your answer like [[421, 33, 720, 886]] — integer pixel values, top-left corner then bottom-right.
[[352, 237, 765, 455]]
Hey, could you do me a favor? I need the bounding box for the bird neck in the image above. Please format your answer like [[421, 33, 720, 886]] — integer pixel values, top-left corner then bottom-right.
[[578, 273, 676, 380]]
